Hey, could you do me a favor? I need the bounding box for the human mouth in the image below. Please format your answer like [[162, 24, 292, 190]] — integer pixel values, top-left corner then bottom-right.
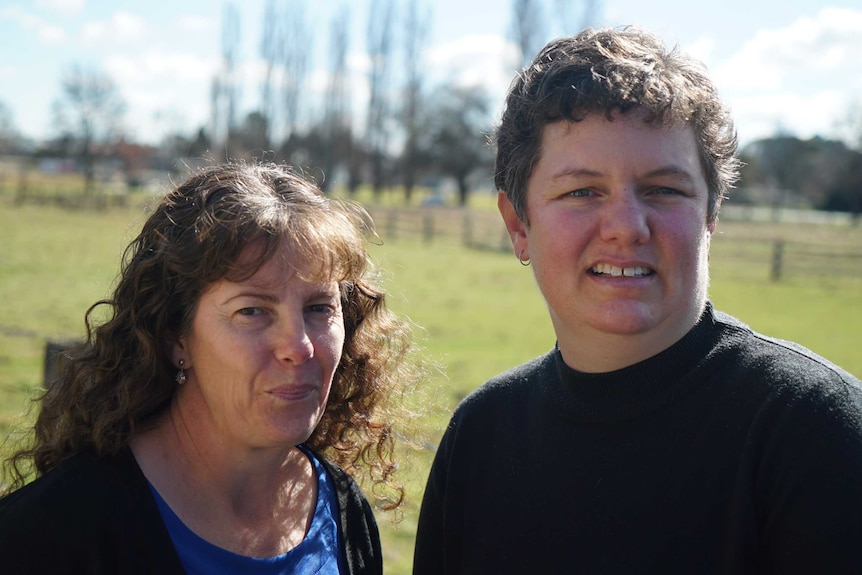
[[268, 385, 317, 401], [590, 263, 654, 277]]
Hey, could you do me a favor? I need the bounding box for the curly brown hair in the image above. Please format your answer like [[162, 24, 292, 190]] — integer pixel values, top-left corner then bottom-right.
[[494, 26, 741, 226], [4, 163, 413, 507]]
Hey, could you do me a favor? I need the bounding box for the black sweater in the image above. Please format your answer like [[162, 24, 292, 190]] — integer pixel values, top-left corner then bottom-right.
[[414, 305, 862, 574], [0, 445, 382, 574]]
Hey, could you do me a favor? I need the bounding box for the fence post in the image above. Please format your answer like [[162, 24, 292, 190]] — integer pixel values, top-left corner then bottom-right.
[[387, 210, 398, 240], [462, 212, 473, 247], [44, 339, 78, 388], [423, 212, 434, 243], [771, 240, 784, 282]]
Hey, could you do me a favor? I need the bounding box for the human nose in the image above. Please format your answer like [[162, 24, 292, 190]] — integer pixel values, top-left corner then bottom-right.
[[598, 190, 650, 244], [274, 316, 314, 364]]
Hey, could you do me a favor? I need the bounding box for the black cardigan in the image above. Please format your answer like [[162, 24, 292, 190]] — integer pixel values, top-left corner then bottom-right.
[[0, 445, 382, 574]]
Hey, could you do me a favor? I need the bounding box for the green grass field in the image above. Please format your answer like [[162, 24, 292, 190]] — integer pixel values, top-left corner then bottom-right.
[[1, 196, 860, 574]]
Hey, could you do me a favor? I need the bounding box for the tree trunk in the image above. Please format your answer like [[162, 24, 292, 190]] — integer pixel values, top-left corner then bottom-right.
[[457, 176, 469, 206]]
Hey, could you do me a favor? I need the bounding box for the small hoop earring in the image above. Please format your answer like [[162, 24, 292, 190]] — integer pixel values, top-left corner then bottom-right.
[[518, 249, 531, 267], [175, 359, 187, 385]]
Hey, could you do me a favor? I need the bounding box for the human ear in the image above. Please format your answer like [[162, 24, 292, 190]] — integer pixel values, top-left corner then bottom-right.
[[498, 192, 528, 258], [169, 333, 191, 369]]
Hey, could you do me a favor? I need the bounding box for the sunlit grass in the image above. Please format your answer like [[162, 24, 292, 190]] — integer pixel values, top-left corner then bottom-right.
[[1, 196, 860, 574]]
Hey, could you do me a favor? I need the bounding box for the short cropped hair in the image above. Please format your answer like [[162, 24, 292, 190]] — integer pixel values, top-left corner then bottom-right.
[[494, 26, 741, 224]]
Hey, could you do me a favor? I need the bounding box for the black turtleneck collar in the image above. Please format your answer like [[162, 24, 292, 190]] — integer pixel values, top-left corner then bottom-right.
[[540, 303, 722, 424]]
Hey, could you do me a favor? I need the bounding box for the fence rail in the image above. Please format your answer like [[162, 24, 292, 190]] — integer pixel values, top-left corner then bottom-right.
[[711, 236, 862, 282], [366, 206, 862, 282], [368, 206, 512, 251]]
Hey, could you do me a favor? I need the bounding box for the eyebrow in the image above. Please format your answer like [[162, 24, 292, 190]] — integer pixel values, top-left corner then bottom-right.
[[222, 291, 280, 305], [550, 165, 698, 184], [222, 285, 341, 306], [641, 166, 699, 185], [549, 166, 601, 181]]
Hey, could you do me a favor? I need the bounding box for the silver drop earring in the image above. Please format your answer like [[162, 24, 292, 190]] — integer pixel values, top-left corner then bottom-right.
[[175, 359, 187, 385]]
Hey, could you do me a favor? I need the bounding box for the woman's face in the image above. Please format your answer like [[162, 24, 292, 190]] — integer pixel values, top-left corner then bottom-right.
[[500, 112, 713, 371], [172, 242, 345, 452]]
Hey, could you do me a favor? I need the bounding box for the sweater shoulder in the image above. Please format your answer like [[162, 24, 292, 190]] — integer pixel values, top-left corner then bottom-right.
[[454, 350, 557, 417], [712, 310, 860, 388]]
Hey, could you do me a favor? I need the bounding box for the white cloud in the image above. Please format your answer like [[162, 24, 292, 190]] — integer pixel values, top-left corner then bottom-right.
[[426, 33, 519, 97], [730, 89, 851, 146], [306, 67, 332, 96], [81, 11, 147, 44], [716, 7, 862, 92], [176, 15, 215, 33], [1, 6, 66, 44], [105, 52, 218, 86], [347, 51, 371, 77], [708, 7, 862, 144], [101, 51, 220, 142], [745, 8, 862, 71], [682, 36, 716, 67], [35, 0, 84, 16]]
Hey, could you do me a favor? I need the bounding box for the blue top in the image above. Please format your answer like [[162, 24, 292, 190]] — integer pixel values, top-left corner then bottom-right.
[[149, 445, 343, 575]]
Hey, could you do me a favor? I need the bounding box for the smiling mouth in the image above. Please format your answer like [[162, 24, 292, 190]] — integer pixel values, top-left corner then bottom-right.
[[590, 263, 654, 277]]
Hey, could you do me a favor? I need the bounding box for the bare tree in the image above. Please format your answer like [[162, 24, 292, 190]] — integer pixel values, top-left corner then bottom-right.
[[511, 0, 547, 69], [279, 0, 310, 149], [822, 148, 862, 223], [400, 0, 432, 203], [839, 99, 862, 151], [427, 84, 494, 206], [0, 101, 19, 154], [211, 3, 241, 159], [320, 6, 352, 192], [366, 0, 395, 199], [0, 101, 29, 201], [259, 0, 279, 148], [53, 65, 125, 195], [252, 0, 310, 159]]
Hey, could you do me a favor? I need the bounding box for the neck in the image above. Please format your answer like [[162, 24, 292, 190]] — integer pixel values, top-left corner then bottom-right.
[[129, 402, 317, 556], [554, 307, 704, 373]]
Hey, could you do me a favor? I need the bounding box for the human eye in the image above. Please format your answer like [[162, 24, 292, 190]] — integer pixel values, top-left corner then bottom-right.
[[648, 186, 688, 199], [566, 188, 594, 198], [307, 301, 340, 316], [306, 291, 342, 317], [237, 306, 266, 317], [307, 303, 332, 314]]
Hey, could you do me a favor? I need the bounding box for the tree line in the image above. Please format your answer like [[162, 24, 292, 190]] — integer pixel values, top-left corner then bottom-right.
[[0, 0, 860, 216]]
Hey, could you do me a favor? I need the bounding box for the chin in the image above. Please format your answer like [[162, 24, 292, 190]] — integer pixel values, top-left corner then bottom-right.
[[589, 302, 663, 333]]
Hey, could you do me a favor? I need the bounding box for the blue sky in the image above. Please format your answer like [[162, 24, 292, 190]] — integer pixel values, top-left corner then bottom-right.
[[2, 0, 861, 148]]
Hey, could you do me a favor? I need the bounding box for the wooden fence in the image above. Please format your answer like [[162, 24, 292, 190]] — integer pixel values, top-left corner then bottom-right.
[[365, 206, 862, 282], [34, 205, 861, 385], [710, 236, 862, 282], [367, 206, 512, 251]]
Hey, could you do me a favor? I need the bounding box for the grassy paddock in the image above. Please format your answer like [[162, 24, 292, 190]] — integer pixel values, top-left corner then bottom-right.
[[1, 198, 860, 574]]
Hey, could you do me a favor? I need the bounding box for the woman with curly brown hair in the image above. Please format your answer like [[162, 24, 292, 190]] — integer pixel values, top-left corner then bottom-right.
[[0, 162, 414, 575]]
